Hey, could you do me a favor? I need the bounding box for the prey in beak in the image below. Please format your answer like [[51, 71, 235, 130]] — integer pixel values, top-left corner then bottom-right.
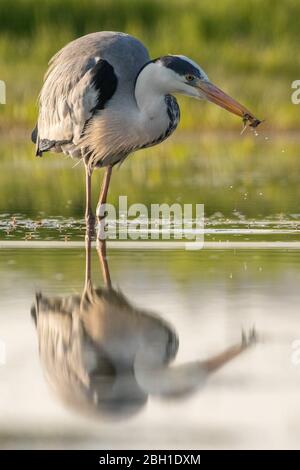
[[196, 80, 261, 128]]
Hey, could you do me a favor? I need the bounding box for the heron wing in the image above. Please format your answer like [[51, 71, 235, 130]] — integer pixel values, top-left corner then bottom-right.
[[32, 32, 150, 158], [32, 55, 118, 157]]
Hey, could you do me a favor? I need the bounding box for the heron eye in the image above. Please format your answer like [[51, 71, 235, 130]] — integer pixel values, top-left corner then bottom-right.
[[185, 74, 194, 82]]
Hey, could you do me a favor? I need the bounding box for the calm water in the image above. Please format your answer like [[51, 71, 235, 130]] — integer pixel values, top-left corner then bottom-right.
[[1, 245, 300, 449], [0, 134, 300, 449]]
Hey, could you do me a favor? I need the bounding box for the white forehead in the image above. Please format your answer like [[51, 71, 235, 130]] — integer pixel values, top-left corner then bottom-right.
[[172, 54, 209, 80]]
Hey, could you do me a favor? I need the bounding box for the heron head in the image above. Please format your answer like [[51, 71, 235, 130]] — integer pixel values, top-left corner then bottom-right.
[[153, 55, 260, 127]]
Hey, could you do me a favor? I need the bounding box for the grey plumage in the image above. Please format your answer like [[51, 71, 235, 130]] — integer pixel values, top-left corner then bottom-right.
[[32, 31, 185, 170], [31, 287, 179, 418], [33, 32, 150, 165], [31, 241, 257, 420], [32, 31, 260, 222]]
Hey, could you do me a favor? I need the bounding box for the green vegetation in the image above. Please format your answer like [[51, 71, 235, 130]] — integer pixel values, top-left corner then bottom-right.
[[0, 0, 299, 131], [0, 134, 299, 220], [0, 0, 299, 228]]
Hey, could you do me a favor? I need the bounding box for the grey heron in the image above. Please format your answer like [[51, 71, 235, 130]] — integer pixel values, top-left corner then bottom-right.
[[32, 31, 260, 228], [31, 234, 257, 419]]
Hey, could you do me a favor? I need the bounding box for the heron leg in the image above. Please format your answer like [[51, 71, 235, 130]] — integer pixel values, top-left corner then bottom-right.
[[96, 239, 112, 289], [96, 165, 112, 240], [84, 163, 95, 231], [96, 165, 112, 217]]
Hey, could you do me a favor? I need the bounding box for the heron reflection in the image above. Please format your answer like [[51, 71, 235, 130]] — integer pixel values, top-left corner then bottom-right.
[[31, 236, 256, 419]]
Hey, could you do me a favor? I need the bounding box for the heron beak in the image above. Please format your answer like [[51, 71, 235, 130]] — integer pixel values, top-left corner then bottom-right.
[[196, 80, 261, 127]]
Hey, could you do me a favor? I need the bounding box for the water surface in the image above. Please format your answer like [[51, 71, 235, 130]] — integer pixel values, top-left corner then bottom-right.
[[0, 133, 300, 449], [1, 246, 300, 449]]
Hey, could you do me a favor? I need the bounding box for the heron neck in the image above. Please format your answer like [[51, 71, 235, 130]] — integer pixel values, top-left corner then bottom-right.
[[135, 87, 167, 121], [134, 63, 168, 119]]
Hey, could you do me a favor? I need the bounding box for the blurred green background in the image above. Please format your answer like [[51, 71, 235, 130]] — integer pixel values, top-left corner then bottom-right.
[[0, 0, 299, 130], [0, 0, 299, 222], [1, 135, 300, 220]]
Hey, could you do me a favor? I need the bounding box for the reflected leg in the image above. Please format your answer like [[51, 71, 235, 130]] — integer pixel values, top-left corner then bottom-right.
[[96, 239, 112, 289], [83, 228, 93, 293], [96, 165, 112, 241]]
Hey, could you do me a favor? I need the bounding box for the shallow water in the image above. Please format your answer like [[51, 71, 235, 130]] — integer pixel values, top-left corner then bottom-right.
[[1, 214, 299, 243], [0, 134, 300, 449], [1, 245, 300, 450]]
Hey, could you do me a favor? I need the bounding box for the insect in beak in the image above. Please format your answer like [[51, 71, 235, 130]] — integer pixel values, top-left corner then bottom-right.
[[196, 80, 261, 128]]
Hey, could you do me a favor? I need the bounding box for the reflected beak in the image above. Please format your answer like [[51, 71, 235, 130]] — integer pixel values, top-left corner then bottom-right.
[[196, 80, 261, 128]]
